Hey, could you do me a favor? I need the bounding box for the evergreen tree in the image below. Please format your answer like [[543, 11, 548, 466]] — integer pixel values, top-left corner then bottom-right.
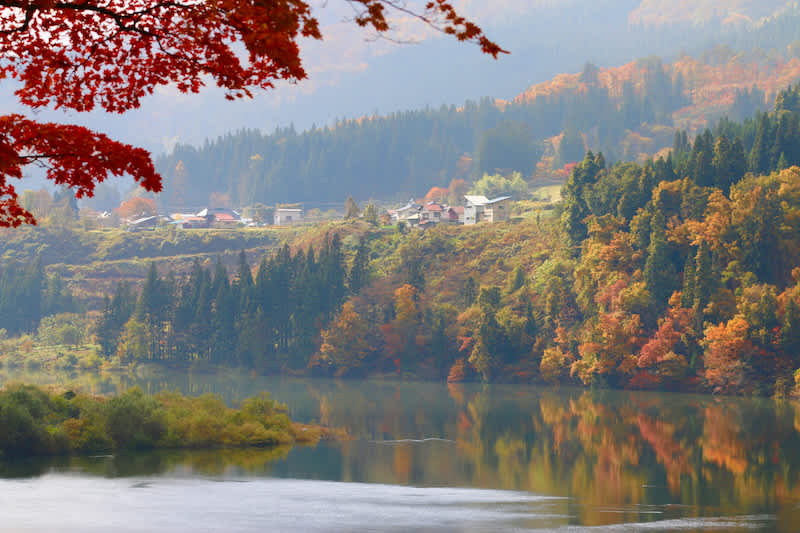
[[690, 130, 714, 187], [693, 240, 714, 317], [210, 260, 236, 363], [778, 152, 789, 170], [507, 265, 526, 294], [348, 239, 370, 295], [781, 297, 800, 366], [729, 137, 748, 189], [681, 252, 696, 309], [711, 134, 732, 191], [557, 127, 586, 167], [97, 282, 136, 357], [363, 202, 379, 226], [643, 210, 678, 313], [749, 113, 772, 174], [461, 276, 477, 307], [344, 196, 360, 219], [561, 151, 603, 251], [771, 111, 799, 170], [237, 250, 254, 289]]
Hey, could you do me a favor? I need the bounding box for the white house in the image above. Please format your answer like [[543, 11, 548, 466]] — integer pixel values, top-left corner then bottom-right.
[[391, 199, 422, 224], [275, 207, 303, 225], [464, 195, 512, 225]]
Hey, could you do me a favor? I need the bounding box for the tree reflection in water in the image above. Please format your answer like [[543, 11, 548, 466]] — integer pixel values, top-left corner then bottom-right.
[[2, 369, 799, 528]]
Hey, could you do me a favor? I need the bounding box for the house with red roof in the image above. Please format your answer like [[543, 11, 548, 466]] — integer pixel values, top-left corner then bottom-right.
[[421, 202, 444, 223]]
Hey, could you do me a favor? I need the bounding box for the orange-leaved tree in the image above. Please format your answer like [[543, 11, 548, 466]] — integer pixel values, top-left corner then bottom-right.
[[116, 197, 157, 220], [0, 0, 505, 227]]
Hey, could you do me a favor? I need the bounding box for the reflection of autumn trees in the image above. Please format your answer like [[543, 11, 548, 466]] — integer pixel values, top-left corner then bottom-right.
[[26, 372, 800, 526], [430, 387, 800, 525]]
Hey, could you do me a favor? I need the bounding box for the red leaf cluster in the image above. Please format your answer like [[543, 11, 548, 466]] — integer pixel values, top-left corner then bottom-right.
[[0, 115, 158, 227]]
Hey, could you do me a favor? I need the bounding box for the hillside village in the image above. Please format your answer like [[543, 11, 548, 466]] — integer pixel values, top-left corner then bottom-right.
[[118, 194, 516, 231], [389, 195, 512, 226]]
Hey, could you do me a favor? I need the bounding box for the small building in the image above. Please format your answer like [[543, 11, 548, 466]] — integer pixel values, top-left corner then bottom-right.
[[391, 199, 422, 224], [196, 207, 242, 227], [464, 195, 512, 225], [421, 202, 444, 223], [180, 216, 209, 229], [210, 212, 240, 227], [482, 196, 512, 223], [275, 208, 303, 225]]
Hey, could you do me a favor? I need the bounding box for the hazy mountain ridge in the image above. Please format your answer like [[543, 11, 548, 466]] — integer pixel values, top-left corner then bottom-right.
[[515, 48, 800, 130], [629, 0, 792, 27], [153, 46, 800, 207]]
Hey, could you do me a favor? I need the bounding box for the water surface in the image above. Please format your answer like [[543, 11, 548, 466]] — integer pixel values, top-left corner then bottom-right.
[[1, 369, 799, 531]]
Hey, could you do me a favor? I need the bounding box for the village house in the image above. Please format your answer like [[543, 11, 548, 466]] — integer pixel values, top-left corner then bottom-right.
[[390, 199, 422, 224], [384, 196, 508, 228], [421, 202, 444, 223], [463, 195, 511, 225], [275, 207, 304, 225], [198, 207, 242, 228], [179, 216, 210, 229]]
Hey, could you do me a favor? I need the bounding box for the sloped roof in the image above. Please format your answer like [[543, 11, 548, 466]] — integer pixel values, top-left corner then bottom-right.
[[130, 216, 159, 225], [213, 213, 238, 222], [397, 202, 421, 213], [464, 195, 489, 205], [486, 196, 512, 204]]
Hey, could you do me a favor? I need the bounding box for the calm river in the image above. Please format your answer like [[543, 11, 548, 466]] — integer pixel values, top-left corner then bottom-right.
[[1, 368, 799, 531]]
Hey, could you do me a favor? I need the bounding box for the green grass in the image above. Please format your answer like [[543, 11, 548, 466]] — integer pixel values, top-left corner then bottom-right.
[[530, 184, 563, 203]]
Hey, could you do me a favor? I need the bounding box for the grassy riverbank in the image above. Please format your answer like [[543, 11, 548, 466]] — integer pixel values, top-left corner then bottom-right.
[[0, 384, 337, 459]]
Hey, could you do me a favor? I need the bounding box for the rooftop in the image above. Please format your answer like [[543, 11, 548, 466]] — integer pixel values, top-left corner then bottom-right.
[[485, 196, 512, 204]]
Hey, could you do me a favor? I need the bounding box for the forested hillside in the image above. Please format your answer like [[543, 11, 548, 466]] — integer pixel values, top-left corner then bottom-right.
[[156, 43, 800, 207], [76, 84, 800, 397]]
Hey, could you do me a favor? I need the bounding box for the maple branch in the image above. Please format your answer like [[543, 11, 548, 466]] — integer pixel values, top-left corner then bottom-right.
[[0, 5, 34, 34], [51, 0, 191, 34], [0, 115, 161, 227]]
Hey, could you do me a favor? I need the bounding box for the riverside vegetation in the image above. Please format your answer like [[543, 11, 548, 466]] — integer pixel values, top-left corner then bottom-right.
[[0, 383, 332, 459]]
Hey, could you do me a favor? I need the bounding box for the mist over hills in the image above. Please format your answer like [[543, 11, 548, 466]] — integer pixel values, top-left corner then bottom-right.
[[153, 47, 800, 208], [12, 0, 800, 197]]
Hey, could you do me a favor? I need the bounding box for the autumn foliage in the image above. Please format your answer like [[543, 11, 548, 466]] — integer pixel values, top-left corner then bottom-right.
[[0, 0, 502, 227], [115, 197, 157, 220]]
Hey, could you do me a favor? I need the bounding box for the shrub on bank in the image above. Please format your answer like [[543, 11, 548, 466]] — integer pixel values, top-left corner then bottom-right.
[[0, 385, 302, 458]]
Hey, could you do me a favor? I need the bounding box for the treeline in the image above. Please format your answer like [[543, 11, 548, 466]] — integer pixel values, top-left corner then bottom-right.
[[0, 259, 76, 336], [96, 236, 363, 370], [308, 84, 800, 395], [565, 83, 800, 249], [675, 82, 800, 182], [155, 58, 690, 205], [93, 84, 800, 395], [518, 85, 800, 394], [549, 155, 800, 394]]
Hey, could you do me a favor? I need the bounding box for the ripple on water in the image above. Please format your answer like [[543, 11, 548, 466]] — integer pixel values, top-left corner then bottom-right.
[[0, 475, 781, 532]]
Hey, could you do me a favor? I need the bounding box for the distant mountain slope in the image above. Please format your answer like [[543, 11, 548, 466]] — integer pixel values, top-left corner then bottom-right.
[[629, 0, 791, 27], [14, 0, 797, 165], [514, 48, 800, 132], [155, 45, 800, 207]]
